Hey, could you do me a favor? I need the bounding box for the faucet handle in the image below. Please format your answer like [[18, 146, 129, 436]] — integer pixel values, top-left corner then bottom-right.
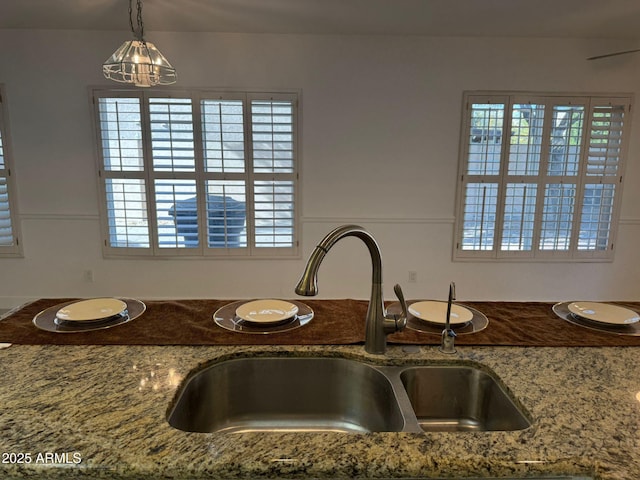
[[385, 283, 408, 333]]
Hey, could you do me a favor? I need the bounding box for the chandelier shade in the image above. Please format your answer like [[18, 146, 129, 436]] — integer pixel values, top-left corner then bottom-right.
[[103, 40, 177, 87], [102, 0, 177, 87]]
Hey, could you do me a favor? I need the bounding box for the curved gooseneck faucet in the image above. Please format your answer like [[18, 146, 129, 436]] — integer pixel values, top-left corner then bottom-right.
[[295, 224, 407, 354]]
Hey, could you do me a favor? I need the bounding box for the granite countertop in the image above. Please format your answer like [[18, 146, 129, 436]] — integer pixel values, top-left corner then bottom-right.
[[1, 342, 639, 480]]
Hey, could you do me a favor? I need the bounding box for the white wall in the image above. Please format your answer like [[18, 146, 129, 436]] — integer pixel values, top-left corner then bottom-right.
[[1, 30, 639, 308]]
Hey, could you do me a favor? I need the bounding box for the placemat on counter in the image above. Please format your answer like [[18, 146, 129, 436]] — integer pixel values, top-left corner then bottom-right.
[[389, 301, 640, 346], [2, 298, 640, 347], [0, 298, 367, 346]]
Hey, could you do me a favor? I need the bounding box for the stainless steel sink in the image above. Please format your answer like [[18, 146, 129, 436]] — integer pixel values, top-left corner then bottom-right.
[[400, 366, 532, 432], [167, 357, 406, 433], [167, 357, 531, 434]]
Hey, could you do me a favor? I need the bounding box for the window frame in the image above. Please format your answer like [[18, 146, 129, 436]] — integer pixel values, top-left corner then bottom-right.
[[91, 87, 301, 259], [453, 91, 633, 262], [0, 85, 23, 258]]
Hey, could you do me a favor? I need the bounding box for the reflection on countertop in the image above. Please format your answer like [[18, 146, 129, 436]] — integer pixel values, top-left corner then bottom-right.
[[0, 343, 638, 479]]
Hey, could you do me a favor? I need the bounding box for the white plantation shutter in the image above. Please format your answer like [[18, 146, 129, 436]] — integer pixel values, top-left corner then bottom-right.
[[251, 99, 295, 173], [148, 97, 200, 254], [0, 177, 14, 245], [539, 183, 575, 251], [104, 178, 150, 248], [204, 180, 247, 248], [576, 101, 627, 256], [586, 104, 624, 176], [501, 183, 537, 251], [249, 96, 296, 251], [149, 97, 195, 172], [455, 93, 631, 261], [254, 180, 295, 248], [155, 179, 197, 249], [461, 182, 498, 252], [96, 95, 151, 253], [202, 98, 245, 173], [93, 89, 299, 258], [0, 86, 21, 257], [200, 97, 249, 252]]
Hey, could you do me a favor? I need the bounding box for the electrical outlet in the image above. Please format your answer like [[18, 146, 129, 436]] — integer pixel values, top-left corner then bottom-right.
[[408, 270, 418, 283], [83, 270, 94, 283]]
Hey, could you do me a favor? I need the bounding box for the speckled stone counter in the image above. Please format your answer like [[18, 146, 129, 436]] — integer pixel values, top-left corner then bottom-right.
[[0, 343, 638, 479]]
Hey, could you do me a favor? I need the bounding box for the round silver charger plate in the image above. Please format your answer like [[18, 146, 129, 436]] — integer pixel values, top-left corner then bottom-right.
[[214, 300, 313, 334], [387, 300, 489, 335], [553, 301, 640, 336], [33, 298, 146, 333]]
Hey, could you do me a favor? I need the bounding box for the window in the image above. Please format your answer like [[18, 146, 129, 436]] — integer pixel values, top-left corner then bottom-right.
[[454, 92, 632, 261], [92, 89, 299, 258], [0, 86, 22, 257]]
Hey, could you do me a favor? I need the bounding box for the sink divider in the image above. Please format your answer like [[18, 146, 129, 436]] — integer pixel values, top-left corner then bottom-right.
[[376, 366, 424, 433]]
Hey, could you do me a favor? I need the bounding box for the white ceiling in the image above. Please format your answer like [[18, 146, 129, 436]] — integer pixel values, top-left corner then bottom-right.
[[1, 0, 640, 39]]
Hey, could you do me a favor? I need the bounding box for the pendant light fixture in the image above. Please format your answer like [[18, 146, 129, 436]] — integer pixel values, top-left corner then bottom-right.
[[102, 0, 177, 87]]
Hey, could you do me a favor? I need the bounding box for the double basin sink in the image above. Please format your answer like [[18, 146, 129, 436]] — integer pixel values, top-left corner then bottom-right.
[[167, 356, 532, 434]]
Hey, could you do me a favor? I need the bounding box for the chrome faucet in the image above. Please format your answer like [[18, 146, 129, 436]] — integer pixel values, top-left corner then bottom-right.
[[440, 282, 457, 354], [295, 224, 407, 354]]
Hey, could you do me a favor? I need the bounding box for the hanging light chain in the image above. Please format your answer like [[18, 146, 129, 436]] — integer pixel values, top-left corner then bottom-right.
[[136, 0, 145, 41], [129, 0, 145, 41]]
